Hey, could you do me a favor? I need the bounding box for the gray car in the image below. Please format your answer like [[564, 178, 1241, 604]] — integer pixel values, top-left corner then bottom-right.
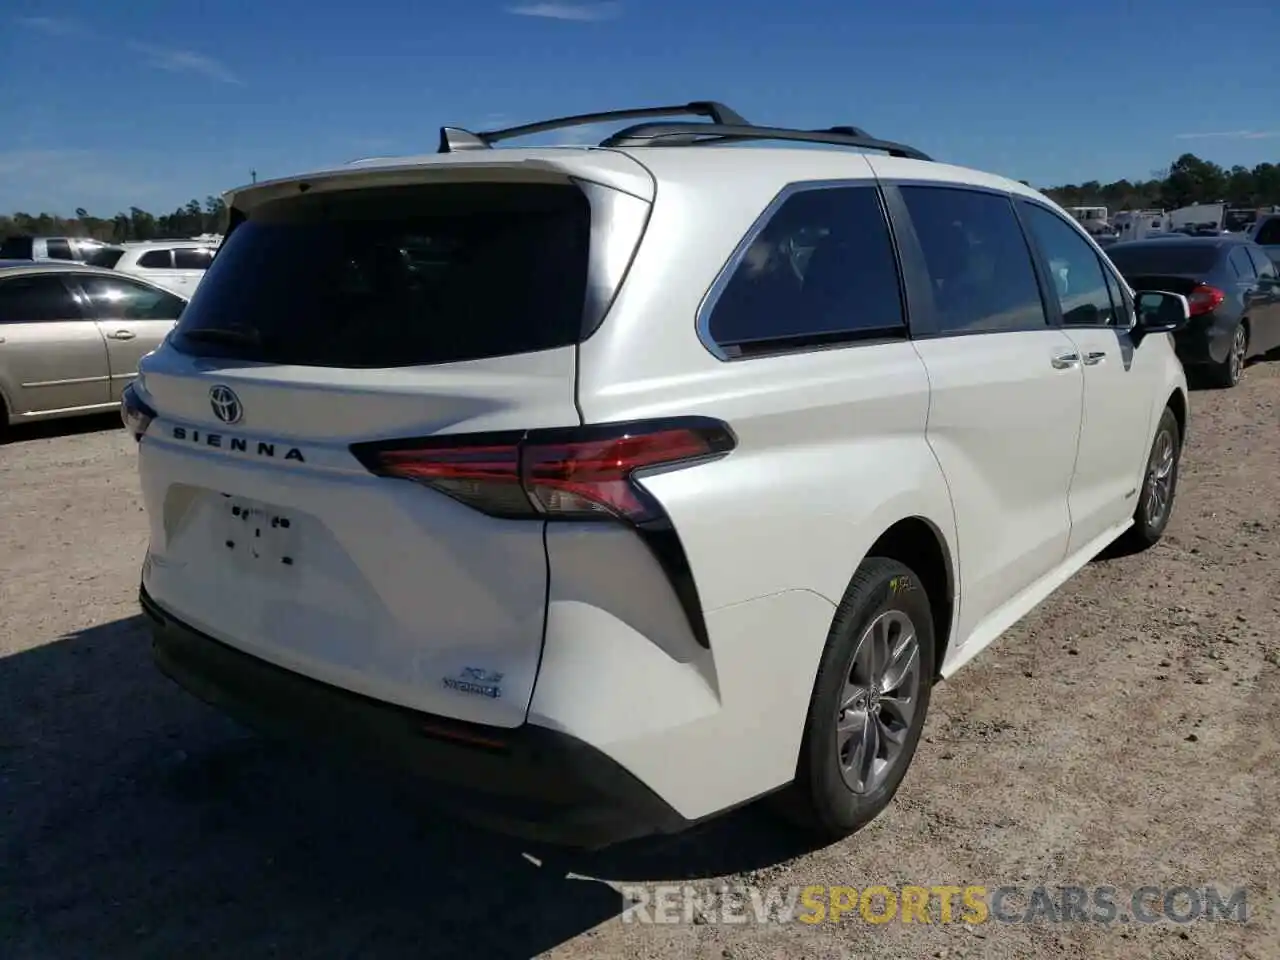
[[0, 261, 187, 431]]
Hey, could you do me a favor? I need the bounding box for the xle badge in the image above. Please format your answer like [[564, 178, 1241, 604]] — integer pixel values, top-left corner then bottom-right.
[[443, 667, 504, 699]]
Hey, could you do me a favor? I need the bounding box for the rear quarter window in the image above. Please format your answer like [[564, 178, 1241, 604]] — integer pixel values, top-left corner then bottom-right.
[[171, 182, 593, 368], [703, 184, 905, 357]]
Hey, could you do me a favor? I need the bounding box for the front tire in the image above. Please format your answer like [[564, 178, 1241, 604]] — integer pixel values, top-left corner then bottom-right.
[[1121, 406, 1181, 551], [775, 557, 935, 842]]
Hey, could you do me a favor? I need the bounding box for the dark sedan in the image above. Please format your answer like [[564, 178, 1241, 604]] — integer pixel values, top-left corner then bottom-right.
[[1105, 235, 1280, 388]]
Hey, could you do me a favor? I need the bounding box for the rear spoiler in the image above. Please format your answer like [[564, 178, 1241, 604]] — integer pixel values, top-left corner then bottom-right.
[[220, 154, 655, 218]]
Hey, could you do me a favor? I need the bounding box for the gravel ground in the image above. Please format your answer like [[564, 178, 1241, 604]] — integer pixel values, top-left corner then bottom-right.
[[1, 362, 1278, 960]]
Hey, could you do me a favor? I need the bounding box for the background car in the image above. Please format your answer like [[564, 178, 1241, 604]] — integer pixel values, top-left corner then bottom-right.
[[0, 261, 187, 431], [1105, 235, 1280, 387], [112, 240, 218, 298], [0, 235, 114, 263], [1249, 213, 1280, 267]]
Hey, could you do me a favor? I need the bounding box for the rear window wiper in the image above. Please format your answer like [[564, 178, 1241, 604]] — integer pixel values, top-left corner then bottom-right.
[[180, 327, 262, 347]]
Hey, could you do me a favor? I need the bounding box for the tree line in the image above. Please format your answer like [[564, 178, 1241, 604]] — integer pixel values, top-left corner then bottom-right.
[[2, 152, 1278, 244], [0, 196, 229, 244], [1042, 153, 1280, 213]]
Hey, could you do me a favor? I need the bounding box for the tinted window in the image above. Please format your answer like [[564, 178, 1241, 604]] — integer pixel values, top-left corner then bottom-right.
[[0, 275, 81, 323], [1102, 264, 1131, 325], [1229, 247, 1256, 279], [1256, 218, 1280, 245], [83, 246, 124, 269], [137, 249, 172, 269], [45, 238, 74, 260], [79, 276, 186, 321], [172, 182, 592, 368], [1105, 243, 1220, 276], [0, 236, 34, 259], [706, 186, 903, 355], [173, 247, 215, 270], [1021, 204, 1117, 326], [1248, 245, 1278, 280], [900, 186, 1046, 334]]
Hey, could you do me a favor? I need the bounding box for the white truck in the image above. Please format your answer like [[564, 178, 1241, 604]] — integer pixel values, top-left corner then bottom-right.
[[1112, 210, 1170, 241], [1167, 203, 1225, 234]]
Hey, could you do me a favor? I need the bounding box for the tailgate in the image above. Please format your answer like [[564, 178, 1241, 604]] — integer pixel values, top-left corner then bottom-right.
[[134, 170, 652, 728]]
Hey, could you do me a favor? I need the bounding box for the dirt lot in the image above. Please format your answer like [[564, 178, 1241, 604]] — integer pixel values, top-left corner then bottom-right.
[[2, 364, 1278, 960]]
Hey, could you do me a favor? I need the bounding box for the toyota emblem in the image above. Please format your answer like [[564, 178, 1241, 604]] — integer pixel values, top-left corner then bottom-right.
[[209, 384, 243, 424]]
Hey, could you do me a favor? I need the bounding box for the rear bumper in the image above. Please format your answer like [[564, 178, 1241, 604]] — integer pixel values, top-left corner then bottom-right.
[[139, 583, 691, 849], [1173, 313, 1236, 366]]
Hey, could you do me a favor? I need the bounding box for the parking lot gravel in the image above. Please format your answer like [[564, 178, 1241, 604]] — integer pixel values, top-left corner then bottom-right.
[[2, 360, 1278, 960]]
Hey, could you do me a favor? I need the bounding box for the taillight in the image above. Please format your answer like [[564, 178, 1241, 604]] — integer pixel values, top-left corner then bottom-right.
[[1187, 283, 1225, 316], [120, 382, 156, 441], [351, 417, 737, 649], [352, 418, 735, 523]]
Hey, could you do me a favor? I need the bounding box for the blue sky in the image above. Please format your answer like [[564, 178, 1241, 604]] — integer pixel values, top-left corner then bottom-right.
[[2, 0, 1277, 216]]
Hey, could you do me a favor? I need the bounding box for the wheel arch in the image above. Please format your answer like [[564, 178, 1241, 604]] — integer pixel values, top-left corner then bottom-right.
[[1166, 385, 1188, 446], [864, 516, 956, 681]]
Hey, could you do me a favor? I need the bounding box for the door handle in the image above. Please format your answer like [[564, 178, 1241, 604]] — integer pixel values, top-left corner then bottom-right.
[[1082, 350, 1107, 365], [1051, 351, 1081, 369], [107, 330, 136, 340]]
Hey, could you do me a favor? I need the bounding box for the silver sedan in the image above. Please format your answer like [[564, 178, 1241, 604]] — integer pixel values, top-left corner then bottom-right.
[[0, 260, 188, 430]]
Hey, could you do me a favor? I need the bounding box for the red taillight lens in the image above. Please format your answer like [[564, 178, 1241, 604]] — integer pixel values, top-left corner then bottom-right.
[[354, 419, 735, 523], [373, 439, 530, 516], [524, 429, 721, 521], [1187, 283, 1225, 316]]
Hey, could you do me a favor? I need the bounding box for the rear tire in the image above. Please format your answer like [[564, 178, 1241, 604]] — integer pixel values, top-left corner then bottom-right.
[[1120, 406, 1181, 551], [1207, 321, 1247, 388], [773, 557, 935, 842]]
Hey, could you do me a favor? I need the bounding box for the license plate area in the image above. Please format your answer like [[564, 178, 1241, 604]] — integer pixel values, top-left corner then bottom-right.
[[217, 494, 301, 572]]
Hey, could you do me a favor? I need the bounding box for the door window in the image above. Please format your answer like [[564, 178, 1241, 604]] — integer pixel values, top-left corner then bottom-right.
[[78, 276, 186, 321], [1020, 203, 1117, 326], [899, 186, 1047, 334], [173, 247, 215, 270], [0, 275, 82, 323], [136, 249, 173, 269], [44, 238, 74, 260]]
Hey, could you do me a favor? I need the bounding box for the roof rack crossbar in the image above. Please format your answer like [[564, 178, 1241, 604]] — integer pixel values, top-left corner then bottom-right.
[[437, 101, 750, 154], [598, 122, 932, 161]]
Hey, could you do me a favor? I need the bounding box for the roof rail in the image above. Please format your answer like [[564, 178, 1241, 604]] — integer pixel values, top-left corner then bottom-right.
[[598, 122, 932, 160], [437, 101, 749, 153]]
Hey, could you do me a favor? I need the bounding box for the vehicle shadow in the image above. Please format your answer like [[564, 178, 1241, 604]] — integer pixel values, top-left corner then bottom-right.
[[0, 616, 816, 960], [1184, 344, 1280, 391], [0, 412, 122, 444]]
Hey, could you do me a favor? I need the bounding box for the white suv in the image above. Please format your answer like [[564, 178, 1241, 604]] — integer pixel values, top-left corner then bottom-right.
[[124, 102, 1192, 849], [112, 240, 217, 298]]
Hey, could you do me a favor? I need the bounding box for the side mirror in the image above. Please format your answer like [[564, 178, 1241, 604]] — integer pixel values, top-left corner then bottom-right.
[[1132, 290, 1191, 335]]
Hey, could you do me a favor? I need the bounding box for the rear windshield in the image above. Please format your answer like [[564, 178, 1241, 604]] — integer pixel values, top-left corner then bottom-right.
[[170, 182, 592, 367], [1105, 243, 1220, 277]]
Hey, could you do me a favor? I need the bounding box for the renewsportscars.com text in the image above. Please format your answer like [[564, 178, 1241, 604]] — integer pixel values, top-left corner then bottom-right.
[[619, 883, 1249, 926]]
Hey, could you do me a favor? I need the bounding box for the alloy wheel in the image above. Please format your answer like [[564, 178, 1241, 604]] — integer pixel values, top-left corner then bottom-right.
[[836, 609, 922, 794]]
